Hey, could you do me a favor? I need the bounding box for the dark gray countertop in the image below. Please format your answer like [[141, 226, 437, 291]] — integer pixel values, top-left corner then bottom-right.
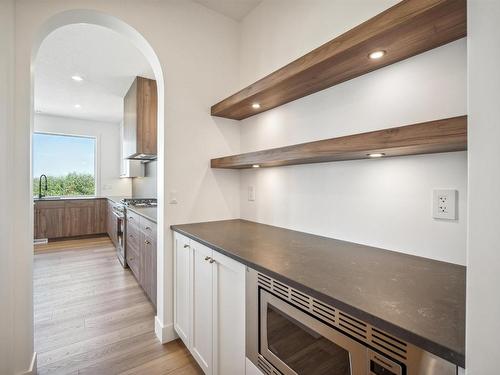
[[171, 219, 465, 367]]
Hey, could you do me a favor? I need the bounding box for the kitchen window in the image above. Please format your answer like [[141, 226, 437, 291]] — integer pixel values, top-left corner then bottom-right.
[[33, 132, 97, 197]]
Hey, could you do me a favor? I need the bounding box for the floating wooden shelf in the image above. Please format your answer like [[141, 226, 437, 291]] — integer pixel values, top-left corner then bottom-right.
[[210, 116, 467, 169], [211, 0, 466, 120]]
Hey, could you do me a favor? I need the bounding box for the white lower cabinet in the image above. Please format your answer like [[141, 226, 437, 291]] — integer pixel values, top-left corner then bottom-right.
[[212, 249, 246, 375], [173, 233, 192, 348], [173, 232, 246, 375], [191, 241, 214, 374]]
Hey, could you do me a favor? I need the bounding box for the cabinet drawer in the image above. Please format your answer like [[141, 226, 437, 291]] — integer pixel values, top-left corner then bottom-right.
[[140, 216, 156, 237], [127, 244, 140, 279], [126, 222, 141, 249], [126, 210, 142, 226]]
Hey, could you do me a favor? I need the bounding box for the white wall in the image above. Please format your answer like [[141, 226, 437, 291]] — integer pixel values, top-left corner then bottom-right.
[[9, 0, 241, 372], [132, 160, 157, 198], [466, 1, 500, 374], [0, 1, 35, 374], [34, 113, 132, 196], [238, 1, 467, 265]]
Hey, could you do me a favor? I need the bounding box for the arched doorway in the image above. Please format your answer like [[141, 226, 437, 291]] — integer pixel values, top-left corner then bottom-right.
[[31, 9, 167, 344]]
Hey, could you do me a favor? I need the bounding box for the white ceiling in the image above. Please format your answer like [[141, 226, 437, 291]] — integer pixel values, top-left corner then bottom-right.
[[194, 0, 262, 21], [34, 24, 154, 123]]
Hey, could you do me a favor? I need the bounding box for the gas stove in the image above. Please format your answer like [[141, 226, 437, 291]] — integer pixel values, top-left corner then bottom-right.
[[120, 198, 157, 208]]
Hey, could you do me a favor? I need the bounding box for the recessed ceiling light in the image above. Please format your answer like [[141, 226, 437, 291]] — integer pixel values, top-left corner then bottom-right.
[[74, 104, 82, 109], [71, 75, 84, 82], [252, 103, 261, 109], [367, 153, 385, 158], [368, 50, 386, 60], [252, 164, 260, 168]]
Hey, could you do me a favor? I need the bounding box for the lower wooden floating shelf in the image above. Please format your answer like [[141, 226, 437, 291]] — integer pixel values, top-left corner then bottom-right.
[[211, 116, 467, 169]]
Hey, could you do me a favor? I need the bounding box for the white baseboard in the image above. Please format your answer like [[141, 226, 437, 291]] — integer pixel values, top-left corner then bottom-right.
[[21, 352, 37, 375], [154, 316, 177, 344]]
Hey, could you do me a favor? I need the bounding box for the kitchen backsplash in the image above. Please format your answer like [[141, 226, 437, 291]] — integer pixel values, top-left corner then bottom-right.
[[132, 160, 157, 198]]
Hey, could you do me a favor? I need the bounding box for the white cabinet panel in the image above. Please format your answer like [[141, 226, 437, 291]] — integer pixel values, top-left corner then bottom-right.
[[174, 233, 191, 348], [213, 251, 246, 375], [191, 242, 213, 375], [173, 232, 246, 375]]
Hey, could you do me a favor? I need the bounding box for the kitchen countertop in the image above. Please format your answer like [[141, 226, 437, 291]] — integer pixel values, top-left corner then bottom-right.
[[171, 219, 466, 367], [105, 196, 157, 223], [127, 206, 157, 223], [34, 196, 109, 201]]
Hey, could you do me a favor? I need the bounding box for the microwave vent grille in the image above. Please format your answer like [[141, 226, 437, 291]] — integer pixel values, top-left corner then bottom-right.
[[371, 328, 407, 360], [257, 355, 281, 375], [256, 272, 408, 361]]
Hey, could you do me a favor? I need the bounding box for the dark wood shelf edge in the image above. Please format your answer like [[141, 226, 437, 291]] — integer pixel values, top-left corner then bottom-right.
[[211, 116, 467, 169], [211, 0, 466, 120]]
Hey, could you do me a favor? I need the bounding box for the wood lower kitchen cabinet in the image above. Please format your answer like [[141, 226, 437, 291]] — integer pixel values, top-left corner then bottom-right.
[[34, 200, 65, 239], [64, 199, 107, 237], [34, 198, 107, 240], [126, 210, 157, 308], [141, 233, 157, 307], [173, 232, 246, 375], [106, 199, 121, 247]]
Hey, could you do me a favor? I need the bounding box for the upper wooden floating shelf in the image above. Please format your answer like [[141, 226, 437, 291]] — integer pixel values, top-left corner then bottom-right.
[[211, 0, 467, 120], [210, 116, 467, 169]]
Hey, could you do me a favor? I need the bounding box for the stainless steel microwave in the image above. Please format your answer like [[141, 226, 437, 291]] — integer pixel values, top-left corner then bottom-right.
[[246, 268, 457, 375]]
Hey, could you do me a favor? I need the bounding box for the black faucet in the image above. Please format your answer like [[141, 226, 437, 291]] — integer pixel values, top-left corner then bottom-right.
[[39, 174, 48, 199]]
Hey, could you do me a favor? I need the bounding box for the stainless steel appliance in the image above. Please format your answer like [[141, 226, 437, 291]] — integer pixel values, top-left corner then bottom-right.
[[246, 268, 457, 375], [112, 202, 126, 267]]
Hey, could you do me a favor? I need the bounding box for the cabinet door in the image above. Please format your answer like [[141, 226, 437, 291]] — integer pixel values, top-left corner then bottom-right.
[[64, 200, 99, 237], [34, 206, 39, 239], [35, 201, 65, 239], [107, 200, 117, 246], [212, 251, 246, 375], [142, 233, 157, 308], [191, 242, 213, 375], [96, 199, 107, 234], [174, 233, 192, 348]]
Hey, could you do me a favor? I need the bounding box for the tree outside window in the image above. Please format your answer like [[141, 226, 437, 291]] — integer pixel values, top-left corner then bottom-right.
[[33, 132, 96, 197]]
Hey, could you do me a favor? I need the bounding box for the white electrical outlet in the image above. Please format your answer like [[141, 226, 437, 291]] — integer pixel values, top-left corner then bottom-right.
[[433, 189, 457, 220], [248, 186, 256, 201]]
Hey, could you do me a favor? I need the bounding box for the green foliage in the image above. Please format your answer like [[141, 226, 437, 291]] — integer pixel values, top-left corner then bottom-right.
[[33, 173, 95, 197]]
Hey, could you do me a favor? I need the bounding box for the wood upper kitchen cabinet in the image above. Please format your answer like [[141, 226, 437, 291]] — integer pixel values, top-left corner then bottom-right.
[[173, 233, 246, 375], [123, 76, 157, 160], [34, 198, 107, 240]]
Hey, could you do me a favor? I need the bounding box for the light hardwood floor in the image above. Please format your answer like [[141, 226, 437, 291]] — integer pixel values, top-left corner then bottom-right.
[[34, 236, 203, 375]]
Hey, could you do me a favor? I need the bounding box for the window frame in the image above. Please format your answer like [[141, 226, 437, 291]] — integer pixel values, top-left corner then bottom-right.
[[32, 131, 99, 197]]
